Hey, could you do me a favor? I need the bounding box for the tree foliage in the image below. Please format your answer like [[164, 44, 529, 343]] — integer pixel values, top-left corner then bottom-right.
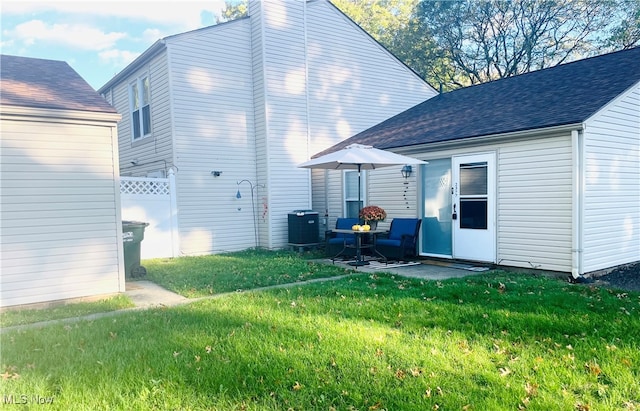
[[608, 1, 640, 49], [414, 0, 639, 88], [216, 0, 639, 90], [217, 0, 247, 23]]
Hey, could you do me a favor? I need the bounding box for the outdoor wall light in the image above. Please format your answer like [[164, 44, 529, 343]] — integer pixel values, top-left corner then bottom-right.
[[211, 171, 222, 177], [236, 189, 242, 199], [401, 165, 413, 179]]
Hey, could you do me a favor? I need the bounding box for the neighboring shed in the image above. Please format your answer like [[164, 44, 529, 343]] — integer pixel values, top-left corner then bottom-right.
[[318, 47, 640, 277], [1, 55, 124, 307], [98, 0, 436, 256]]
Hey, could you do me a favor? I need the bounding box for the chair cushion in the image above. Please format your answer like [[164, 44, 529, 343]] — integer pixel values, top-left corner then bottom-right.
[[376, 238, 401, 247], [388, 218, 419, 240], [334, 218, 359, 239], [335, 218, 359, 229]]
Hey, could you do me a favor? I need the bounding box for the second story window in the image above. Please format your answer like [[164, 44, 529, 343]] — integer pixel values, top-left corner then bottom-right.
[[130, 75, 151, 140]]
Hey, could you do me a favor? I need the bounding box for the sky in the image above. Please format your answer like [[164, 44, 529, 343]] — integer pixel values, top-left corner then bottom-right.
[[1, 1, 230, 90]]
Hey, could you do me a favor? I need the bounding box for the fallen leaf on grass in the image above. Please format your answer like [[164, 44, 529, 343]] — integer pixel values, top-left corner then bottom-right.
[[292, 381, 303, 391], [525, 382, 538, 396], [499, 367, 511, 377], [584, 361, 602, 376], [410, 368, 423, 377]]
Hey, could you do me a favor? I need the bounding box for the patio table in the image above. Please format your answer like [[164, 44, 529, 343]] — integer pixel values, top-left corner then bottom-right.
[[331, 228, 387, 267]]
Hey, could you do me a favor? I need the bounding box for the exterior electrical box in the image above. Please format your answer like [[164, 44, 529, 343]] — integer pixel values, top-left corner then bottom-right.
[[288, 210, 319, 245]]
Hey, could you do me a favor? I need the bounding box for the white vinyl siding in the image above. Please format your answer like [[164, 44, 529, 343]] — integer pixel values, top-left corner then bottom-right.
[[582, 82, 640, 273], [0, 119, 122, 307], [304, 0, 436, 239], [108, 52, 173, 178], [497, 135, 574, 272], [306, 1, 436, 156], [250, 0, 312, 248], [357, 134, 574, 271], [367, 166, 419, 232], [100, 0, 435, 254], [168, 19, 257, 254]]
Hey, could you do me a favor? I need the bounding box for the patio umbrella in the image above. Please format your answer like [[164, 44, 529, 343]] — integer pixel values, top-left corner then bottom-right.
[[298, 144, 427, 214]]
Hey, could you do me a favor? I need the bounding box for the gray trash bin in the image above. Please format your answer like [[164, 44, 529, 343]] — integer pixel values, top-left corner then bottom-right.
[[122, 221, 149, 278]]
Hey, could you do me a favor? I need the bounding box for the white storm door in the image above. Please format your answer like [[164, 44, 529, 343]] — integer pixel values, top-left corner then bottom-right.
[[452, 153, 496, 262]]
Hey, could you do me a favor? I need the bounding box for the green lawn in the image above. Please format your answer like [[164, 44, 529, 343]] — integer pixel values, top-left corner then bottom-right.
[[144, 249, 350, 297], [1, 256, 639, 410], [0, 294, 134, 328]]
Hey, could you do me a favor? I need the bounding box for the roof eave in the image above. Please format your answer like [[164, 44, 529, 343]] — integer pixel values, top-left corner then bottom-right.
[[0, 105, 122, 124], [390, 123, 585, 156], [97, 40, 167, 93]]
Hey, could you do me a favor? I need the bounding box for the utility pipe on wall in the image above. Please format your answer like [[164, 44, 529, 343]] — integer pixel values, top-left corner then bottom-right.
[[571, 129, 583, 279]]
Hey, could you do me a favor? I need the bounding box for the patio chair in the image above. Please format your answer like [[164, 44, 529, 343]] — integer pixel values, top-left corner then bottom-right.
[[325, 217, 359, 260], [374, 218, 422, 262]]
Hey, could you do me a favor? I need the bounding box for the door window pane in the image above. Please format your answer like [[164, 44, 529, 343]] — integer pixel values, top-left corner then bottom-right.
[[421, 158, 452, 256], [460, 162, 487, 195], [460, 199, 487, 229]]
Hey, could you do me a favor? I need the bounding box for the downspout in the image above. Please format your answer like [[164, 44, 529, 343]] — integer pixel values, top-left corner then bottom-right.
[[571, 129, 583, 279], [303, 0, 313, 210]]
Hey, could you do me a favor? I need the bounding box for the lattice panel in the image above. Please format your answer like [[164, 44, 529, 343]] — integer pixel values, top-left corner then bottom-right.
[[121, 179, 170, 195]]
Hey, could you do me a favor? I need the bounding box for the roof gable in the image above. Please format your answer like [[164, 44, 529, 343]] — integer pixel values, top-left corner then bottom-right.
[[0, 54, 116, 114], [329, 47, 640, 152]]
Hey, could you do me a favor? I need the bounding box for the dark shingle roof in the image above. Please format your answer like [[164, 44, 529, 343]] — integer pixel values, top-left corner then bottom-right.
[[1, 55, 117, 114], [323, 47, 640, 154]]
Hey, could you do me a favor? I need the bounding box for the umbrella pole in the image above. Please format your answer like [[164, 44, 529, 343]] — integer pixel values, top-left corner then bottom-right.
[[357, 164, 362, 222]]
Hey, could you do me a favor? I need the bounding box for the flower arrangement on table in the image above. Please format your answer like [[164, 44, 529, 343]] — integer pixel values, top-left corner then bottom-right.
[[359, 205, 386, 224]]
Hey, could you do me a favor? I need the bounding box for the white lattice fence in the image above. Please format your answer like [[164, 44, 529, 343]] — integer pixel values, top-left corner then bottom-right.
[[120, 169, 179, 258], [121, 179, 170, 195]]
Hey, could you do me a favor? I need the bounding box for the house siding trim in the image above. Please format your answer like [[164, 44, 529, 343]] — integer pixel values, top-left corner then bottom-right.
[[0, 106, 121, 124]]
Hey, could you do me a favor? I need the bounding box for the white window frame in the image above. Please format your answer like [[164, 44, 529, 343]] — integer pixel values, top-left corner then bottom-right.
[[343, 169, 366, 218], [129, 74, 151, 141]]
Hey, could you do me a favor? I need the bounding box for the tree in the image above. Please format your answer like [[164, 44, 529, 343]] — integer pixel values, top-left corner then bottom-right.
[[415, 0, 634, 88], [326, 0, 456, 89], [607, 1, 640, 49], [216, 0, 638, 90], [217, 0, 247, 23]]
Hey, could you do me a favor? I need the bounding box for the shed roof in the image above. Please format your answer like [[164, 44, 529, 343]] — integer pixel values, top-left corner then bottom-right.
[[320, 46, 640, 155], [0, 54, 117, 114]]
